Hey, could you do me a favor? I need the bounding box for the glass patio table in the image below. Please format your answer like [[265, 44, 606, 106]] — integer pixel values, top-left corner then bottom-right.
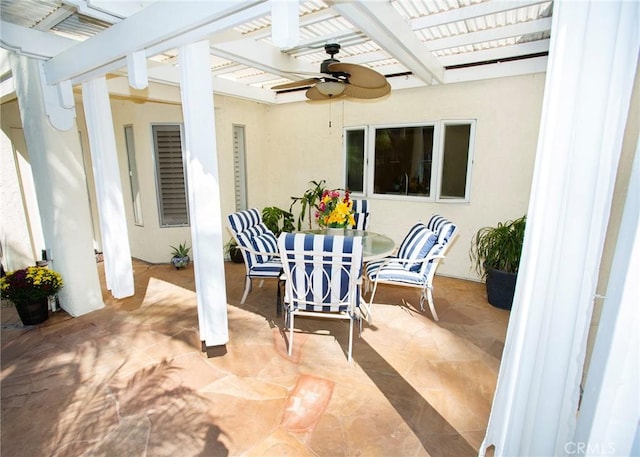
[[304, 229, 396, 262]]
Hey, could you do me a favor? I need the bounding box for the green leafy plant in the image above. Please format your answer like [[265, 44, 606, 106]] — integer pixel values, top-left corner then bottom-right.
[[262, 206, 295, 237], [170, 242, 191, 258], [289, 179, 327, 231], [470, 215, 526, 279], [1, 266, 63, 304]]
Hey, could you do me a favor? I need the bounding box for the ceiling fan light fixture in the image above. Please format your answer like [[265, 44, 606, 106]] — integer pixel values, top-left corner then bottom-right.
[[316, 81, 345, 97]]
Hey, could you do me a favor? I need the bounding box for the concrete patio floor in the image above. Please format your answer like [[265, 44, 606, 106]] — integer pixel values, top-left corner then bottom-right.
[[1, 258, 509, 456]]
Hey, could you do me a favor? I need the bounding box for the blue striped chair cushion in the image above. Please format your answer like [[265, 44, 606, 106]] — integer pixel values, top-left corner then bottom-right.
[[228, 207, 278, 266], [249, 260, 283, 276], [228, 208, 261, 234], [279, 233, 362, 312], [365, 260, 425, 285], [351, 199, 370, 230], [426, 214, 456, 245], [397, 224, 438, 272], [251, 232, 278, 262], [353, 213, 368, 230]]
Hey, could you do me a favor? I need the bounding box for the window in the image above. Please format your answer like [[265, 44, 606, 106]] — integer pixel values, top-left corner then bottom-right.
[[124, 125, 143, 225], [440, 122, 473, 199], [345, 120, 475, 202], [345, 128, 366, 193], [152, 124, 189, 226]]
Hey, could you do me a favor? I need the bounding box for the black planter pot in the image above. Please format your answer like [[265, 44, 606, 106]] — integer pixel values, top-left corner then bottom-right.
[[15, 298, 49, 325], [230, 247, 244, 264], [485, 268, 517, 310]]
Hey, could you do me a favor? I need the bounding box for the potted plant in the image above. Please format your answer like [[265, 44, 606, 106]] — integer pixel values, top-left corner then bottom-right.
[[289, 179, 326, 231], [0, 266, 63, 325], [224, 239, 244, 264], [262, 206, 295, 236], [170, 242, 191, 269], [470, 215, 526, 310]]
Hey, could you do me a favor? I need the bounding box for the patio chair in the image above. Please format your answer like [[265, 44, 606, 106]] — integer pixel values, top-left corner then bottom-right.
[[227, 208, 283, 304], [365, 215, 457, 321], [278, 232, 366, 361], [351, 199, 370, 230]]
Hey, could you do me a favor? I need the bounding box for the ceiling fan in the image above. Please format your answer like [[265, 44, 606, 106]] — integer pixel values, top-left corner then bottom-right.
[[271, 43, 391, 100]]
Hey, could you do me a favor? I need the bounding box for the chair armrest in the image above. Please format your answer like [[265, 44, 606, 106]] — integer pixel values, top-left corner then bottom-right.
[[375, 252, 445, 269]]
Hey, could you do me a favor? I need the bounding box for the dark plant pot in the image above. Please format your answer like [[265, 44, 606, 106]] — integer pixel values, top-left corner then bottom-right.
[[15, 298, 49, 325], [230, 248, 244, 264], [485, 268, 517, 310], [171, 256, 190, 269]]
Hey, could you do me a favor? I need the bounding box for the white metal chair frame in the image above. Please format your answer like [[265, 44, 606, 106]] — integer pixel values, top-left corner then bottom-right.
[[366, 216, 457, 321], [278, 233, 366, 361], [227, 209, 282, 305]]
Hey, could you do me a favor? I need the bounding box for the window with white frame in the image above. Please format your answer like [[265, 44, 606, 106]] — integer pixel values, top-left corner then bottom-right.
[[152, 124, 189, 227], [344, 120, 475, 202]]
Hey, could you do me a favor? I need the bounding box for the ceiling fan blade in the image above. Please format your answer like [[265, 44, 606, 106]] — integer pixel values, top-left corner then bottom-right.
[[343, 81, 391, 99], [272, 78, 320, 90], [327, 62, 387, 88], [305, 86, 331, 100]]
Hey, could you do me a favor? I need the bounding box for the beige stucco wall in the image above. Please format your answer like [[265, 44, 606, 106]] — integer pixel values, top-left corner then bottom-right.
[[3, 72, 545, 280], [261, 74, 545, 279], [91, 89, 270, 264], [0, 100, 42, 270]]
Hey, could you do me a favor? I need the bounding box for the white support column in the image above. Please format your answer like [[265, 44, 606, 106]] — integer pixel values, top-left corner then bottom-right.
[[178, 40, 229, 347], [481, 1, 640, 456], [573, 142, 639, 457], [9, 54, 103, 316], [81, 77, 134, 298]]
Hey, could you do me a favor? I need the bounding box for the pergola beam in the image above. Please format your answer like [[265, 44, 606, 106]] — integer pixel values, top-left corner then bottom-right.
[[43, 1, 269, 86]]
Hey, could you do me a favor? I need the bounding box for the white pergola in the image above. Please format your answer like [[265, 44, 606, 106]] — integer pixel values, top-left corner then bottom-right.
[[1, 2, 638, 456]]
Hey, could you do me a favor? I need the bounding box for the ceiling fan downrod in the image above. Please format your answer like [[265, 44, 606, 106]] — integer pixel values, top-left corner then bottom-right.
[[321, 43, 342, 74]]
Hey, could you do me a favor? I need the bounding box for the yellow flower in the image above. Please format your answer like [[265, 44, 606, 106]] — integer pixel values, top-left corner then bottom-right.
[[1, 266, 63, 304], [315, 189, 355, 228]]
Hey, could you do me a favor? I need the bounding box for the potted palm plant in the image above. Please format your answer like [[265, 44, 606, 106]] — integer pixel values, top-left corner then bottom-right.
[[470, 215, 526, 310], [0, 266, 63, 325], [170, 242, 191, 269], [289, 179, 326, 231]]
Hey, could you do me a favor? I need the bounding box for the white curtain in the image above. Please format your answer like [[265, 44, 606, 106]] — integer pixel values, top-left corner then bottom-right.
[[480, 1, 640, 455]]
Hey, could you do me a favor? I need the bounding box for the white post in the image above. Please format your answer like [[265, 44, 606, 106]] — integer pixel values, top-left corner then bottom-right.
[[81, 77, 134, 298], [178, 40, 229, 347], [573, 144, 640, 456], [9, 54, 103, 316], [481, 1, 640, 455]]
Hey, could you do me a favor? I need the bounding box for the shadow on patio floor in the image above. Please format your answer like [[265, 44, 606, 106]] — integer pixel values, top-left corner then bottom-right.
[[1, 259, 509, 456]]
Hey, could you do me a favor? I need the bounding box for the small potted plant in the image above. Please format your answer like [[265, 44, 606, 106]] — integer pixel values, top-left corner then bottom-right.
[[170, 242, 191, 269], [224, 239, 244, 263], [470, 215, 526, 310], [0, 266, 63, 325]]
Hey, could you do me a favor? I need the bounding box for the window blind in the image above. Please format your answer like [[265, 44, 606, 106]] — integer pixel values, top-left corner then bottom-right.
[[153, 124, 189, 226]]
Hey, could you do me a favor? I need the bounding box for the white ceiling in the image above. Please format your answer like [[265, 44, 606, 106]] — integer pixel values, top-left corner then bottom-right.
[[0, 0, 553, 104]]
